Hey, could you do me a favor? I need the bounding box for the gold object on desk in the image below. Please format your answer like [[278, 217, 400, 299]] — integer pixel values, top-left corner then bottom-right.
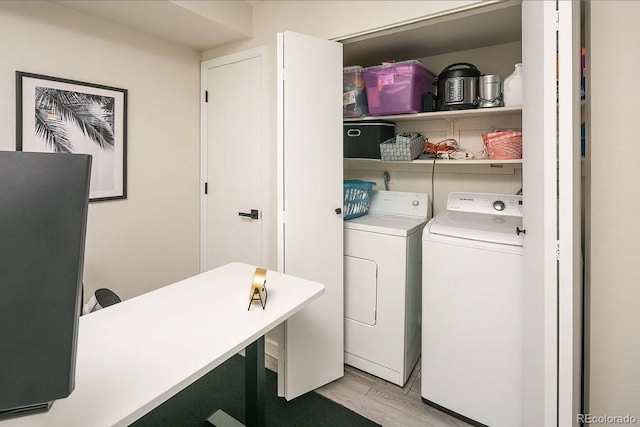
[[248, 268, 268, 310]]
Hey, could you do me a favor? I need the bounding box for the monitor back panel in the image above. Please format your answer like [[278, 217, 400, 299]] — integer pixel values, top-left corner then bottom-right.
[[0, 151, 91, 413]]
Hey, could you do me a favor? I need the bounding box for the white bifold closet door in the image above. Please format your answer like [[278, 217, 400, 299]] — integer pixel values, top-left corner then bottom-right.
[[276, 31, 344, 400], [522, 1, 582, 426]]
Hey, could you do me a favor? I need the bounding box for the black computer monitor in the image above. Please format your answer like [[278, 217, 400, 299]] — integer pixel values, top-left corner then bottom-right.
[[0, 151, 91, 419]]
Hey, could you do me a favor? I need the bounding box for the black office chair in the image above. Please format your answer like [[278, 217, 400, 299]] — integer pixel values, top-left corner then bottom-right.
[[82, 287, 121, 315]]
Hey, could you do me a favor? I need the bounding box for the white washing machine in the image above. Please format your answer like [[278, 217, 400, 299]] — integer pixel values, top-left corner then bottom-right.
[[344, 190, 430, 386], [421, 192, 524, 427]]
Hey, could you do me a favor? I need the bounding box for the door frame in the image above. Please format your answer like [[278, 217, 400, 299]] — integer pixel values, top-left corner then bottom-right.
[[200, 46, 270, 273], [557, 1, 582, 425]]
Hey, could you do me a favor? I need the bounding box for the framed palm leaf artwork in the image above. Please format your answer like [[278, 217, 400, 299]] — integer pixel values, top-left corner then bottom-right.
[[16, 72, 127, 202]]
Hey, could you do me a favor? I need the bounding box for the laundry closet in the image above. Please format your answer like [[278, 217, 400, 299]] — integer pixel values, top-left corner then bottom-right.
[[341, 6, 523, 213], [277, 1, 582, 424], [339, 5, 525, 425]]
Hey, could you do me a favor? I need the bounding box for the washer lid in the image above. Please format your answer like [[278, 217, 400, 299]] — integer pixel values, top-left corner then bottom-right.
[[427, 210, 524, 246], [344, 213, 428, 237]]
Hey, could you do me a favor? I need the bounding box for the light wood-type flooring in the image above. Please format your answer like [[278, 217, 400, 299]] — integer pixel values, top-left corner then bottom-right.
[[266, 355, 472, 427]]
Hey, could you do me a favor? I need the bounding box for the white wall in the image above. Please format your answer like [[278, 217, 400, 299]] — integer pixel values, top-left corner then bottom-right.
[[588, 1, 640, 422], [0, 1, 201, 300]]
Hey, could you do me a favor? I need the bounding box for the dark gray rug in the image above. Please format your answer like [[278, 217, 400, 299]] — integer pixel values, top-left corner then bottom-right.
[[130, 355, 380, 427]]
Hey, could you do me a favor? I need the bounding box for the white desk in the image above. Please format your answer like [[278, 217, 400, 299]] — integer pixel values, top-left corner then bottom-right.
[[0, 262, 324, 427]]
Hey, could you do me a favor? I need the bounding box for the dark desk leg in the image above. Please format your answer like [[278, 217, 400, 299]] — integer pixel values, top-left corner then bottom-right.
[[207, 336, 265, 427], [245, 335, 265, 427]]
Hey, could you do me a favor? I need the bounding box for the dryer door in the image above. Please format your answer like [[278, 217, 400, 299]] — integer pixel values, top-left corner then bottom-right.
[[344, 256, 377, 326]]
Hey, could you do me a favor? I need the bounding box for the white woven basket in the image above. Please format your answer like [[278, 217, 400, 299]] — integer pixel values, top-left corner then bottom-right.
[[380, 133, 426, 161]]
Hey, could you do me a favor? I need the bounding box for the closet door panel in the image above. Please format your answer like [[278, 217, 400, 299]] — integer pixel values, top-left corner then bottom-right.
[[276, 31, 344, 400]]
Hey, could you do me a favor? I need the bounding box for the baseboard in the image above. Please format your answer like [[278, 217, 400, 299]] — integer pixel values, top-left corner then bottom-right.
[[265, 334, 278, 360]]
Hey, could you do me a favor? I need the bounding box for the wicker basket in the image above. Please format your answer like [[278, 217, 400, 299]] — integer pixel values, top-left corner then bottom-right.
[[482, 130, 522, 160], [343, 180, 376, 220], [380, 133, 426, 161]]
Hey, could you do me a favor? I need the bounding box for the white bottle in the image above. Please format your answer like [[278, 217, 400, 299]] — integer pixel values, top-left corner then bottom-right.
[[503, 63, 523, 107]]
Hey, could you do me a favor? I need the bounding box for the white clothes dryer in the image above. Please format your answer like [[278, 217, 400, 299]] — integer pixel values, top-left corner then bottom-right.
[[421, 192, 524, 427], [344, 190, 430, 386]]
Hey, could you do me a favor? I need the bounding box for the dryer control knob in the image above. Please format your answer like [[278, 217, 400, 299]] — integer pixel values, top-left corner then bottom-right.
[[493, 200, 505, 211]]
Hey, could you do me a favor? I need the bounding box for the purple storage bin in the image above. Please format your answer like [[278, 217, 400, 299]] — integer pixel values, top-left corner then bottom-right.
[[363, 60, 436, 116]]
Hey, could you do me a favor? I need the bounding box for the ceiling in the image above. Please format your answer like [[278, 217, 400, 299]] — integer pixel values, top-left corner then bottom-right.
[[51, 1, 523, 60], [53, 0, 254, 51]]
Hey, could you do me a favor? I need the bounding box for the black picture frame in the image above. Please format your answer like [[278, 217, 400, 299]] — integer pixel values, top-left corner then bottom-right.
[[16, 71, 127, 202]]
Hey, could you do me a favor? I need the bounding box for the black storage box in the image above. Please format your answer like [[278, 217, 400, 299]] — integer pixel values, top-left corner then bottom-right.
[[344, 121, 395, 159]]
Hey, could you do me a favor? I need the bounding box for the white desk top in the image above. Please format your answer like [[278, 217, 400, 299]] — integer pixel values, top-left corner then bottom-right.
[[1, 262, 324, 427]]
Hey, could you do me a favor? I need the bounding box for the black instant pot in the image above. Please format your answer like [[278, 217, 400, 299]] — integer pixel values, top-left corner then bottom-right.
[[436, 63, 482, 110]]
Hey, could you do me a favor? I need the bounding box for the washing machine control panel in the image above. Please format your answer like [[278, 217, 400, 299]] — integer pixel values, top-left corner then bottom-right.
[[446, 192, 522, 217]]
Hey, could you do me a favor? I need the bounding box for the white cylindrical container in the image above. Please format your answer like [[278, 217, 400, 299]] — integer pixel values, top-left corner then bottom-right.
[[503, 63, 523, 107]]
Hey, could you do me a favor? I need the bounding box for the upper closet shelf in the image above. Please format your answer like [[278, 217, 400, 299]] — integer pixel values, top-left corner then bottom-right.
[[343, 106, 522, 123], [344, 158, 522, 166]]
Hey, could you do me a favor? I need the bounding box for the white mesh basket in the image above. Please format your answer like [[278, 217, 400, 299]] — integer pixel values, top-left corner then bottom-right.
[[379, 133, 426, 161]]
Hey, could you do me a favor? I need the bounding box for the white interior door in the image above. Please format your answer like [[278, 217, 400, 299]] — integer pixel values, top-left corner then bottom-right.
[[201, 48, 267, 272], [557, 2, 582, 426], [276, 31, 344, 400]]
